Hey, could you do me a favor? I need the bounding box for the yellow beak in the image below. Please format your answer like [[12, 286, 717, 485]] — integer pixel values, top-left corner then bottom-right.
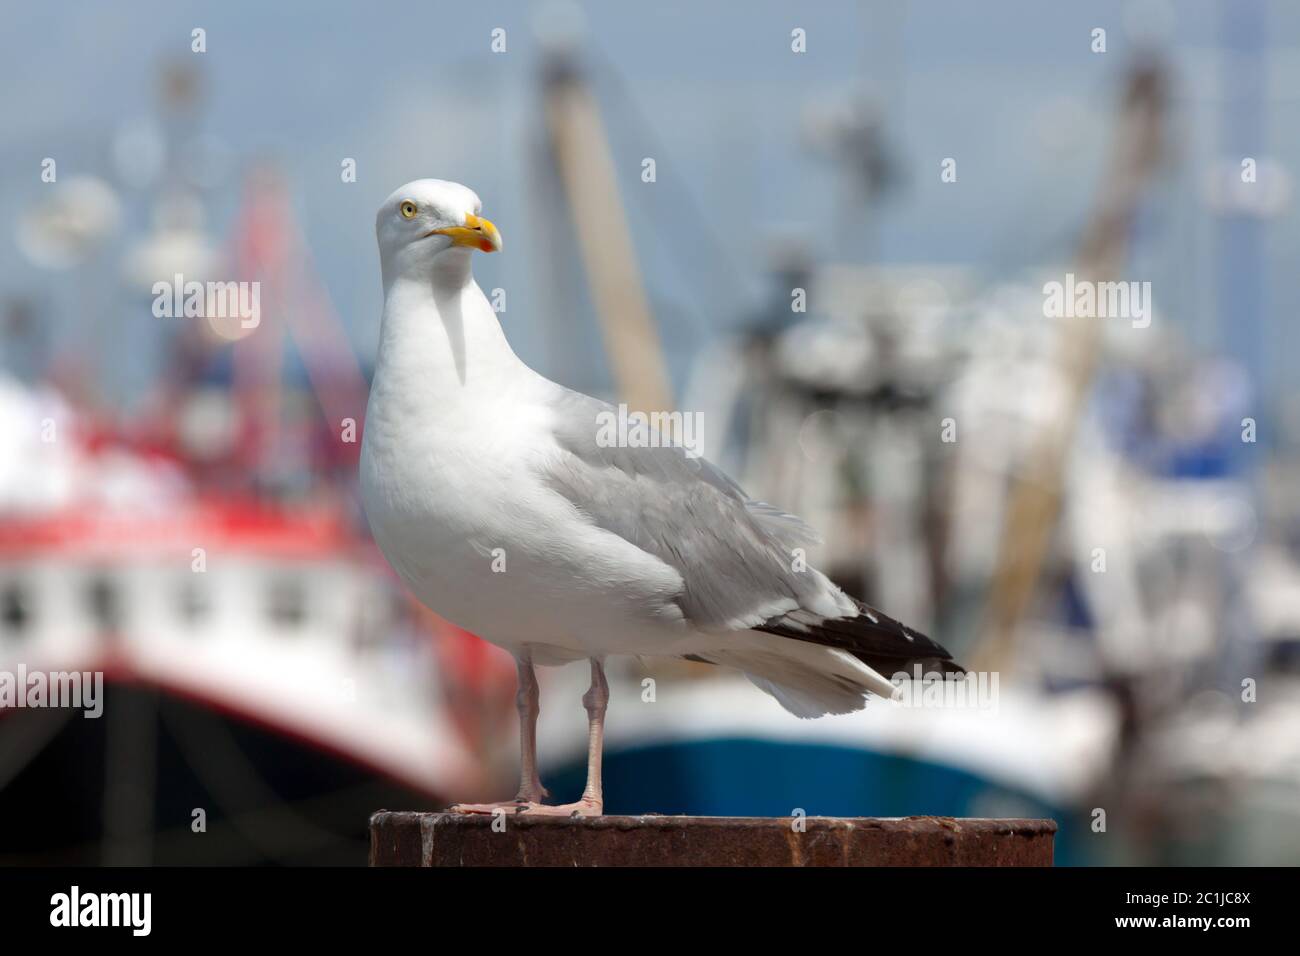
[[431, 213, 502, 253]]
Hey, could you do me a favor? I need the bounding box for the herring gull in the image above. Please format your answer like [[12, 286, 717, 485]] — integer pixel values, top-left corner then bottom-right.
[[360, 179, 962, 816]]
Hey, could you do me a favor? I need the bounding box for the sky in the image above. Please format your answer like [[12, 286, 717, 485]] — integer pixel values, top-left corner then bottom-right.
[[2, 0, 1298, 404]]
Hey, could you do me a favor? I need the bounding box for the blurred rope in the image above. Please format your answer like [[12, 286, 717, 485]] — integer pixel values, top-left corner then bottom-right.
[[585, 50, 756, 323], [158, 696, 359, 864]]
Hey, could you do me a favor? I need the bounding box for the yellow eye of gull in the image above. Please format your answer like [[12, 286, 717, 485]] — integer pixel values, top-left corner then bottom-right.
[[399, 201, 418, 219]]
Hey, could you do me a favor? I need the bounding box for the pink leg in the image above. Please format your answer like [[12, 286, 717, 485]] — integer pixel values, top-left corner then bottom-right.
[[513, 656, 549, 802], [450, 655, 551, 814], [516, 657, 607, 817]]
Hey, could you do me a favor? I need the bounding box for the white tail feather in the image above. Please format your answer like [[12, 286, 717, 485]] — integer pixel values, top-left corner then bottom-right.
[[696, 635, 896, 719]]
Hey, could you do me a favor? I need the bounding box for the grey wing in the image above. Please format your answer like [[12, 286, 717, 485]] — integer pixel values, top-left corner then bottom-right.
[[538, 386, 964, 674], [539, 386, 851, 630]]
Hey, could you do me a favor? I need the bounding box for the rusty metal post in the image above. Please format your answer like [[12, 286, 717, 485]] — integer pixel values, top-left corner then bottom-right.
[[369, 813, 1056, 867]]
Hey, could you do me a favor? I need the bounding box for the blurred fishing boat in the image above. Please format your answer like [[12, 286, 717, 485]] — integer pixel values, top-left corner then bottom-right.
[[0, 362, 507, 863], [0, 64, 515, 863]]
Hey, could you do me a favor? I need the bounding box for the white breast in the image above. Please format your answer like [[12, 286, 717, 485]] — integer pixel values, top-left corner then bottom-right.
[[360, 271, 692, 662], [361, 373, 685, 664]]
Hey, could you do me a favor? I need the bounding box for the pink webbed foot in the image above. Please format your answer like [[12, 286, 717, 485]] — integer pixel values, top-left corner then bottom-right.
[[448, 788, 550, 815], [447, 797, 601, 817], [447, 799, 530, 815], [515, 797, 602, 818]]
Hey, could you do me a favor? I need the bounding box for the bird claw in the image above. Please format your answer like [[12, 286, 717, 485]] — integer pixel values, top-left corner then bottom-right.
[[446, 798, 602, 818], [516, 799, 602, 818], [447, 800, 530, 815]]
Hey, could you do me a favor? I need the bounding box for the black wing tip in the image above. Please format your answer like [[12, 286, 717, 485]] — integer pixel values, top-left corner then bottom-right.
[[923, 657, 968, 676], [850, 599, 958, 661], [756, 599, 966, 672]]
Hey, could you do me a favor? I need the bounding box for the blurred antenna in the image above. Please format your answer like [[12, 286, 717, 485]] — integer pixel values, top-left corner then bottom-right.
[[536, 10, 673, 413], [585, 51, 751, 316], [1217, 0, 1268, 454], [974, 57, 1168, 674], [227, 164, 369, 485]]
